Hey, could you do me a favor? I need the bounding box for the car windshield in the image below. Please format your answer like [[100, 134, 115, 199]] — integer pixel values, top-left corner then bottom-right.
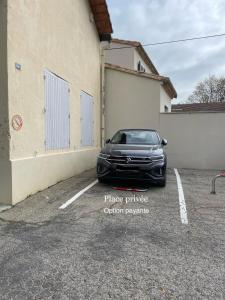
[[111, 130, 160, 145]]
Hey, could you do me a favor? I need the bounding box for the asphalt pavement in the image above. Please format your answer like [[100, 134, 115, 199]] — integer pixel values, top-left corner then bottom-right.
[[0, 168, 225, 299]]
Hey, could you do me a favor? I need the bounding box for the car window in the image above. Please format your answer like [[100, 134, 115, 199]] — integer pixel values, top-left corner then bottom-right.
[[111, 130, 159, 145]]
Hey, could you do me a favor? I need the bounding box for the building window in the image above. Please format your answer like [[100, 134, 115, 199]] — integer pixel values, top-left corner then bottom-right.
[[80, 91, 94, 147], [164, 105, 169, 113], [137, 61, 146, 73], [44, 70, 70, 150]]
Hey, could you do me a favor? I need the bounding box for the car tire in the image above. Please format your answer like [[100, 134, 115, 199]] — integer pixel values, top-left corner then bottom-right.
[[157, 177, 166, 187], [98, 177, 107, 184]]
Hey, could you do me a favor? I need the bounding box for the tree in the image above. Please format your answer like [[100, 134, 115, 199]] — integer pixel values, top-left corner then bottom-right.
[[188, 75, 225, 103]]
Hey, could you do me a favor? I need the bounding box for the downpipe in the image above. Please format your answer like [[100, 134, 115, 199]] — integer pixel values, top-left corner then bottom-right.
[[100, 42, 110, 148]]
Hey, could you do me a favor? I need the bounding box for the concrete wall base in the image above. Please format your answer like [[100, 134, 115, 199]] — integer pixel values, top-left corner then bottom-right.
[[11, 148, 100, 205]]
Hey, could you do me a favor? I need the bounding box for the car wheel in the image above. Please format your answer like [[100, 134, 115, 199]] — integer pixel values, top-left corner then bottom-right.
[[157, 176, 166, 187], [98, 177, 107, 184]]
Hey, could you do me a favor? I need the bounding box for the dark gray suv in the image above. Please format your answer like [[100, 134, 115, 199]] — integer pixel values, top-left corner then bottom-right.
[[97, 129, 168, 186]]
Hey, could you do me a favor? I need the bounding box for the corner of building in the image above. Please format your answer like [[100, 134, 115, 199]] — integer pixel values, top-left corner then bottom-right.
[[0, 0, 13, 205]]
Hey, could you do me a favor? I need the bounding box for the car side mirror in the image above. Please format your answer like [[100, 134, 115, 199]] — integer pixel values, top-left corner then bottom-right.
[[162, 139, 168, 146], [105, 138, 111, 144]]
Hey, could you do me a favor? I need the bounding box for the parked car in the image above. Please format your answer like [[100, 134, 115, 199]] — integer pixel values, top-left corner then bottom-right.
[[97, 129, 168, 186]]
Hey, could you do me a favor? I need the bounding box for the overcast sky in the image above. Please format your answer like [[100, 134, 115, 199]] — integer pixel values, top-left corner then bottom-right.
[[107, 0, 225, 103]]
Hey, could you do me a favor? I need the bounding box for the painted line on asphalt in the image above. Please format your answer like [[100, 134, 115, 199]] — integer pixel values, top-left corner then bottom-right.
[[174, 168, 188, 225], [59, 179, 98, 210]]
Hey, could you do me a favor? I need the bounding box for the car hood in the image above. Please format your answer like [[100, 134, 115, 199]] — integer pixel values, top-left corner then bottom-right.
[[101, 144, 164, 157]]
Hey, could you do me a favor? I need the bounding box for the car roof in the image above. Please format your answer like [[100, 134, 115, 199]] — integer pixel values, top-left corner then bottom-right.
[[118, 129, 157, 132]]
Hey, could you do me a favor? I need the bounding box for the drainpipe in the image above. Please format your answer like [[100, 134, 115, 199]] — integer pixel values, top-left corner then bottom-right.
[[100, 42, 110, 147]]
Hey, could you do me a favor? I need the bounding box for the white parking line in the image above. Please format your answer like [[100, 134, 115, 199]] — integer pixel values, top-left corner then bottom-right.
[[174, 168, 188, 225], [59, 179, 98, 210]]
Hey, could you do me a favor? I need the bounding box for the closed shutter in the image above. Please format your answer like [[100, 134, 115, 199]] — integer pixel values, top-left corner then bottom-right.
[[44, 70, 70, 150], [80, 91, 94, 146]]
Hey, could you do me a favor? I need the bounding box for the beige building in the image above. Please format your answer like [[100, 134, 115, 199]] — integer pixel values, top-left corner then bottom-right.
[[105, 39, 158, 74], [0, 0, 112, 205], [2, 1, 221, 209], [104, 39, 177, 138]]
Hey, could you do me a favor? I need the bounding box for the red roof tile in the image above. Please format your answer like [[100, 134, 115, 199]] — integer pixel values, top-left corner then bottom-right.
[[172, 102, 225, 112], [89, 0, 113, 39]]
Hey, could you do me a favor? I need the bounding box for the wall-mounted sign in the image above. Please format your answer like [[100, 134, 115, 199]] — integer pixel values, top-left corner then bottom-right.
[[12, 115, 23, 131]]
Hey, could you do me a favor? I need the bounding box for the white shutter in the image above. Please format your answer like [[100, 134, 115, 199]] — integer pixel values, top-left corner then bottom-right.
[[44, 70, 70, 150], [80, 91, 94, 146]]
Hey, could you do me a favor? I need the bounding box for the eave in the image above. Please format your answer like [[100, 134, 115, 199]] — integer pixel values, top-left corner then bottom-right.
[[89, 0, 113, 41]]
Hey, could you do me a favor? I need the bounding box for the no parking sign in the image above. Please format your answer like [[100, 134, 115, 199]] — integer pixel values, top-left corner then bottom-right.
[[12, 115, 23, 131]]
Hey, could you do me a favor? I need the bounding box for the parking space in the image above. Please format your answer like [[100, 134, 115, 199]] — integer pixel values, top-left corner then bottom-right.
[[0, 168, 225, 299]]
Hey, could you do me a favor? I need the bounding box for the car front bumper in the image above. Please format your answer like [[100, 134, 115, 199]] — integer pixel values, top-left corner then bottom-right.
[[97, 157, 166, 183]]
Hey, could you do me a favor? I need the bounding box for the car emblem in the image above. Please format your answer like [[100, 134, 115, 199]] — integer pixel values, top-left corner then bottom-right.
[[126, 157, 132, 163]]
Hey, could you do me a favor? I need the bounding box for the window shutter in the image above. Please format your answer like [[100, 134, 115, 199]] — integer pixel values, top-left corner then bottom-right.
[[44, 70, 70, 150], [80, 91, 94, 147]]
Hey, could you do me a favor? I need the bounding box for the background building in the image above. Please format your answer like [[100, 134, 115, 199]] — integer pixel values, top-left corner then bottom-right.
[[104, 39, 177, 138]]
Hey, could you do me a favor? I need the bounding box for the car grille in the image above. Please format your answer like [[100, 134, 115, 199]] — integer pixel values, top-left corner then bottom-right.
[[106, 155, 152, 165]]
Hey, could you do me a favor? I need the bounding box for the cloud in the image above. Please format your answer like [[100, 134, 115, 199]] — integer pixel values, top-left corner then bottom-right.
[[107, 0, 225, 102]]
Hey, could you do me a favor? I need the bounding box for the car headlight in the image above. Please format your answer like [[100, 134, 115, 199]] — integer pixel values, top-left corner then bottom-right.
[[151, 155, 165, 161], [98, 153, 109, 159]]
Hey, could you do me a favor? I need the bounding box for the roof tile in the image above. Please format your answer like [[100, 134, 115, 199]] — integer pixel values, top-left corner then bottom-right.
[[89, 0, 113, 37], [172, 102, 225, 112]]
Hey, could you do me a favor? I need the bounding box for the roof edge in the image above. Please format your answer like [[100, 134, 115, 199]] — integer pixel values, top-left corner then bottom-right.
[[172, 102, 225, 112], [111, 38, 159, 75], [105, 63, 177, 99], [89, 0, 113, 39]]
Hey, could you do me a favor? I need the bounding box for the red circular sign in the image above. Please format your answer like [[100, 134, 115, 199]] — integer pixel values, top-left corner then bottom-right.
[[12, 115, 23, 131]]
